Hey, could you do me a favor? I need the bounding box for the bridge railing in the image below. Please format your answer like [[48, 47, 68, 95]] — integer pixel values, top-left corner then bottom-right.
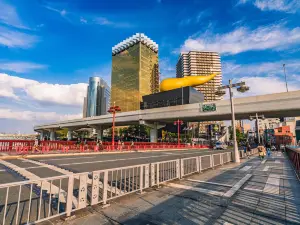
[[0, 140, 210, 154], [286, 146, 300, 177], [0, 149, 258, 224]]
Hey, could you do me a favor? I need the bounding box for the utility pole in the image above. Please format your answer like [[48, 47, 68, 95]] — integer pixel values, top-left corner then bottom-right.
[[283, 64, 289, 92]]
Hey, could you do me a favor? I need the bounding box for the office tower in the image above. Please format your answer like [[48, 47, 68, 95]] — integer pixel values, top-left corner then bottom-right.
[[111, 33, 159, 112], [86, 77, 110, 117], [176, 51, 222, 135]]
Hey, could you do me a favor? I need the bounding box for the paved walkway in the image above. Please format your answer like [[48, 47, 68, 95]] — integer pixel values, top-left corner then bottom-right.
[[45, 152, 300, 225]]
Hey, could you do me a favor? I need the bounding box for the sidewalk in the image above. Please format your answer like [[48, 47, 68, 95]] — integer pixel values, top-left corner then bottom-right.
[[45, 152, 300, 225]]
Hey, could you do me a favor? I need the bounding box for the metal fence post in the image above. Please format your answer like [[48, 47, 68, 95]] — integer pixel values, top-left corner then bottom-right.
[[156, 163, 160, 187], [66, 175, 74, 217], [150, 164, 155, 187], [102, 170, 108, 205], [196, 157, 200, 173], [176, 159, 180, 178], [91, 172, 100, 205], [180, 158, 184, 178], [220, 153, 223, 165], [78, 174, 88, 209], [139, 165, 144, 193], [144, 164, 149, 188], [199, 156, 202, 173], [210, 155, 214, 169]]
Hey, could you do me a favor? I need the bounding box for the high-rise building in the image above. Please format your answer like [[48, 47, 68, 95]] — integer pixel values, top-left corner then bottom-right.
[[83, 97, 87, 118], [111, 33, 159, 112], [85, 77, 110, 117], [257, 118, 280, 133], [176, 51, 222, 134]]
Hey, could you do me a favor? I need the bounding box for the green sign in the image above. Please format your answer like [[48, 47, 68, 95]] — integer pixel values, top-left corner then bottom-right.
[[201, 103, 217, 112]]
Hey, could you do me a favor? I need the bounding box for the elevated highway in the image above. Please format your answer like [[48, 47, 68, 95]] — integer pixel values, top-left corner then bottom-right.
[[34, 90, 300, 141]]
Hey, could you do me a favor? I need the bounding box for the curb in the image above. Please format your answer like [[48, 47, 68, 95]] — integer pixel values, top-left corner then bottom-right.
[[0, 148, 209, 160]]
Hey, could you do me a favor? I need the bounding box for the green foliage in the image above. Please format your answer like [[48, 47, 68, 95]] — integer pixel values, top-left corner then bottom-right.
[[229, 126, 247, 145]]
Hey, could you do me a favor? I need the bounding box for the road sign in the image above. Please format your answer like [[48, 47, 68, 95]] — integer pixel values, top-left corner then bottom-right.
[[201, 103, 217, 112]]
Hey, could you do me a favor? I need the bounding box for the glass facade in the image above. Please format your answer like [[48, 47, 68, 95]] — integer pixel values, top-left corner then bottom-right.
[[86, 77, 110, 117], [111, 40, 159, 112]]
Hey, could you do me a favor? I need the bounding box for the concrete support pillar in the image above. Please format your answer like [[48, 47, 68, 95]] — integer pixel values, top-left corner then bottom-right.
[[50, 130, 55, 141], [39, 130, 44, 141], [150, 128, 158, 143], [67, 129, 73, 141], [140, 121, 165, 143], [96, 126, 103, 140]]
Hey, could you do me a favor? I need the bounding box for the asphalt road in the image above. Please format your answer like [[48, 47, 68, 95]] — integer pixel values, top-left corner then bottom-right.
[[0, 149, 232, 224]]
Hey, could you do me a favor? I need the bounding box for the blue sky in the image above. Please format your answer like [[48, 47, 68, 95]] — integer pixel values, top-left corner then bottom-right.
[[0, 0, 300, 133]]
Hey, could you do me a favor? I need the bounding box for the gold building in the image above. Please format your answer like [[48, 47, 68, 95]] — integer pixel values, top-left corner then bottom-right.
[[111, 33, 159, 112], [176, 51, 223, 135]]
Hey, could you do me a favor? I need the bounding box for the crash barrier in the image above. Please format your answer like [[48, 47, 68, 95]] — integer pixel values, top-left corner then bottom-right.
[[0, 149, 259, 224], [0, 140, 210, 154], [286, 146, 300, 177]]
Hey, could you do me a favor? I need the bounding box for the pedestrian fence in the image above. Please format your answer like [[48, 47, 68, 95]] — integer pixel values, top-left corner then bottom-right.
[[0, 150, 258, 224]]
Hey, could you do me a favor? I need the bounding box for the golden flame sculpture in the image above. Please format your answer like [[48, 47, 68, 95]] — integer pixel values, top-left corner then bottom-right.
[[160, 73, 218, 92]]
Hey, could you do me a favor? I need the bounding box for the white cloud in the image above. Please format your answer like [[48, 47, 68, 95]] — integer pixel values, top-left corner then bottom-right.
[[239, 0, 300, 13], [93, 17, 133, 28], [0, 26, 38, 48], [0, 108, 81, 121], [180, 23, 300, 55], [223, 60, 300, 77], [0, 0, 28, 29], [0, 62, 47, 73], [0, 73, 87, 106], [228, 76, 299, 99]]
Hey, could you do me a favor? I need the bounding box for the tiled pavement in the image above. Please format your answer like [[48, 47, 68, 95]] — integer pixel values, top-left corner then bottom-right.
[[46, 152, 300, 225]]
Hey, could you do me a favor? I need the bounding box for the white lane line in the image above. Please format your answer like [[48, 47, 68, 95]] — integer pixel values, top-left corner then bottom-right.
[[186, 179, 233, 187], [166, 183, 224, 196], [263, 174, 280, 195], [40, 156, 95, 162], [240, 166, 252, 171], [223, 174, 252, 198], [0, 169, 6, 172], [263, 166, 269, 171], [58, 152, 215, 166], [275, 160, 281, 164], [261, 159, 267, 164]]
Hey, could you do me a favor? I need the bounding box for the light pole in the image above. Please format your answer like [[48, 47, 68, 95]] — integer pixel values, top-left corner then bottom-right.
[[283, 64, 288, 92], [174, 119, 183, 146], [108, 102, 121, 149], [216, 80, 249, 163], [250, 113, 265, 144]]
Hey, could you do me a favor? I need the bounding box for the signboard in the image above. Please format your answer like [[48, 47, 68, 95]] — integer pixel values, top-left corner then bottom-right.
[[201, 103, 217, 112]]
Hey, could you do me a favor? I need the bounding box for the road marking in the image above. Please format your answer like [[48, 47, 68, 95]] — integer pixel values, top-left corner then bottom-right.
[[275, 160, 281, 164], [186, 179, 233, 187], [263, 166, 269, 171], [223, 174, 252, 198], [166, 183, 224, 196], [58, 152, 217, 166], [263, 174, 280, 195], [0, 159, 78, 206], [261, 159, 267, 164], [240, 166, 252, 171], [40, 156, 95, 162]]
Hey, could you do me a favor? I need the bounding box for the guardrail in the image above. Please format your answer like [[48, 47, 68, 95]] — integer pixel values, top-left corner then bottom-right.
[[0, 140, 209, 153], [286, 146, 300, 177], [0, 149, 257, 224]]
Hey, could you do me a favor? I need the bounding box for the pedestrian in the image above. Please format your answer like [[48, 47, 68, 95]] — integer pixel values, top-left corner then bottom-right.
[[131, 140, 134, 149], [257, 144, 266, 160], [247, 142, 251, 159], [265, 141, 271, 157]]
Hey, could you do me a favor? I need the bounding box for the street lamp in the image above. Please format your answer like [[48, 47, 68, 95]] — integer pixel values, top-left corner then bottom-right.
[[174, 119, 184, 146], [215, 80, 249, 163], [108, 102, 121, 149], [249, 113, 265, 144], [283, 64, 289, 92]]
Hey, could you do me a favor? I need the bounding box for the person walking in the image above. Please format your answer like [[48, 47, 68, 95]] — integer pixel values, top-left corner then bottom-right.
[[265, 141, 271, 157], [258, 144, 266, 160], [246, 142, 251, 159]]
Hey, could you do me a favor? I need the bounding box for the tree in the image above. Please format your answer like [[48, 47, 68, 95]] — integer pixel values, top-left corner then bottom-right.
[[229, 126, 247, 145]]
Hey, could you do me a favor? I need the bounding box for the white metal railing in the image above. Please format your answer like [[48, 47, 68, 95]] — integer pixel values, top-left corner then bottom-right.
[[0, 149, 259, 224]]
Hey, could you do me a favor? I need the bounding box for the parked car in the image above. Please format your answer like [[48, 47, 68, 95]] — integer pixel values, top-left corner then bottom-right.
[[214, 142, 227, 150]]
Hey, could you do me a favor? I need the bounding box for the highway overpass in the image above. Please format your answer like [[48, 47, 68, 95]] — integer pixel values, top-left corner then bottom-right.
[[34, 90, 300, 141]]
